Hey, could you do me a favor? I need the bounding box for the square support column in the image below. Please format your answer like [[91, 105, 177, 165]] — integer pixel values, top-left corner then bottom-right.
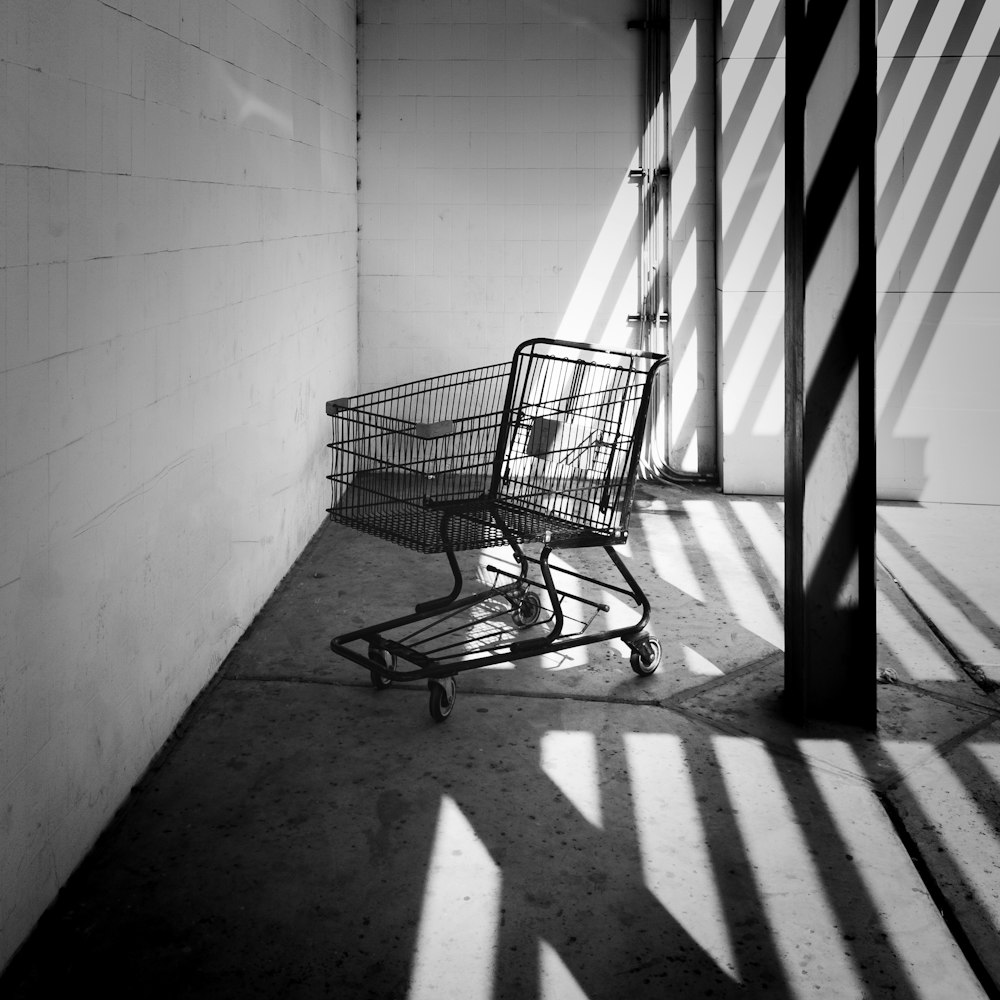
[[784, 0, 876, 727]]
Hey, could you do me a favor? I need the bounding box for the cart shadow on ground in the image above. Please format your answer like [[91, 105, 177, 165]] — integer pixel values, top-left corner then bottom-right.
[[2, 486, 999, 999]]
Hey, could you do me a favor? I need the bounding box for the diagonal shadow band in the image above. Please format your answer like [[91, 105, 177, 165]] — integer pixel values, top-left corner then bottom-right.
[[876, 105, 1000, 436], [721, 95, 785, 286], [443, 730, 789, 1000], [881, 28, 1000, 290], [800, 269, 863, 481], [718, 1, 785, 174], [876, 0, 984, 133], [876, 512, 1000, 683], [804, 78, 864, 283], [876, 0, 992, 242], [802, 0, 857, 98]]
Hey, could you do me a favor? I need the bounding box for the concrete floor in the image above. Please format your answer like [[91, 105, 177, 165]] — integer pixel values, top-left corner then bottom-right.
[[2, 483, 999, 999]]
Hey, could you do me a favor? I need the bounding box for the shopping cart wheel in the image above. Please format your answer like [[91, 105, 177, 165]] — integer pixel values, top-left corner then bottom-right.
[[629, 636, 661, 676], [511, 591, 542, 628], [428, 677, 457, 722], [368, 644, 395, 689]]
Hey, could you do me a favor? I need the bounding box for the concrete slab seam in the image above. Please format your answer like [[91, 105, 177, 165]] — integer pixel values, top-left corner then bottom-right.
[[662, 649, 785, 705], [219, 672, 714, 718], [876, 787, 1000, 1000], [871, 713, 1000, 796], [885, 678, 1000, 720], [878, 555, 1000, 694]]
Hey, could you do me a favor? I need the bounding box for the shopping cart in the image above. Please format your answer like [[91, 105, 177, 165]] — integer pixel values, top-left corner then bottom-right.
[[326, 338, 667, 721]]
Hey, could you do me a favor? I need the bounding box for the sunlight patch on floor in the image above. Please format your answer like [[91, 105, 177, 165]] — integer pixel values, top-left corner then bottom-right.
[[682, 644, 726, 678], [542, 731, 603, 829], [624, 733, 739, 981], [408, 796, 501, 1000], [685, 500, 784, 647], [885, 740, 1000, 939], [801, 739, 987, 999], [715, 736, 867, 998], [539, 938, 591, 1000]]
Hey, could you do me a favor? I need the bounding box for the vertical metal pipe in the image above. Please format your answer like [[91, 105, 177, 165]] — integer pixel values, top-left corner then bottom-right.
[[631, 5, 715, 483]]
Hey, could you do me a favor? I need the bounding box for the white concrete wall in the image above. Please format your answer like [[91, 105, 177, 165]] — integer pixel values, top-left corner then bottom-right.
[[877, 2, 1000, 504], [716, 0, 1000, 504], [356, 0, 718, 474], [356, 0, 643, 388], [0, 0, 358, 968], [356, 0, 643, 382], [715, 0, 784, 495]]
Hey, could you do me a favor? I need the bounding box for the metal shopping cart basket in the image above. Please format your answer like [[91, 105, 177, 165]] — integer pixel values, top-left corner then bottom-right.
[[326, 338, 667, 721]]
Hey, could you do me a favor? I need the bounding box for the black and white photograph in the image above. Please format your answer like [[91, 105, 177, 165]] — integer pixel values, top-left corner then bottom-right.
[[2, 1, 998, 997]]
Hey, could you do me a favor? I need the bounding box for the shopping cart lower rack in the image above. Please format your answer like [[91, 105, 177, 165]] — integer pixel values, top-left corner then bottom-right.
[[326, 338, 667, 721]]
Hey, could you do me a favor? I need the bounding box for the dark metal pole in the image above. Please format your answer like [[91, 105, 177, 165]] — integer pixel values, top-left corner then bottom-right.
[[783, 0, 877, 728]]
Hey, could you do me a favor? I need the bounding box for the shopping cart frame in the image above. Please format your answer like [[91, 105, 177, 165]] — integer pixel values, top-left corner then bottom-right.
[[326, 338, 667, 720]]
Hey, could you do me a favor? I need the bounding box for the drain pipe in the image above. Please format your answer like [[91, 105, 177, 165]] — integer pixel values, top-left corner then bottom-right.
[[628, 2, 716, 487]]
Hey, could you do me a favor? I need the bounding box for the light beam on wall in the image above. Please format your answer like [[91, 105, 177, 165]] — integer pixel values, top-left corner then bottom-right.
[[554, 168, 639, 346], [219, 70, 294, 135]]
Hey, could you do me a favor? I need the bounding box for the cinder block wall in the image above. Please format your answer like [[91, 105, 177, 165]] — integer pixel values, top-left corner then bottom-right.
[[356, 0, 718, 474], [357, 0, 642, 388], [0, 0, 358, 967]]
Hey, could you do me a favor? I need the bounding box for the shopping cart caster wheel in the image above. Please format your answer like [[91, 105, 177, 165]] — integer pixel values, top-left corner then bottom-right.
[[629, 636, 661, 676], [368, 645, 395, 689], [511, 591, 541, 628], [428, 677, 457, 722]]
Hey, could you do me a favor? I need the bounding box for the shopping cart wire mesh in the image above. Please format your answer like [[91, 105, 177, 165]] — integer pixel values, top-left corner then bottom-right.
[[326, 338, 667, 720]]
